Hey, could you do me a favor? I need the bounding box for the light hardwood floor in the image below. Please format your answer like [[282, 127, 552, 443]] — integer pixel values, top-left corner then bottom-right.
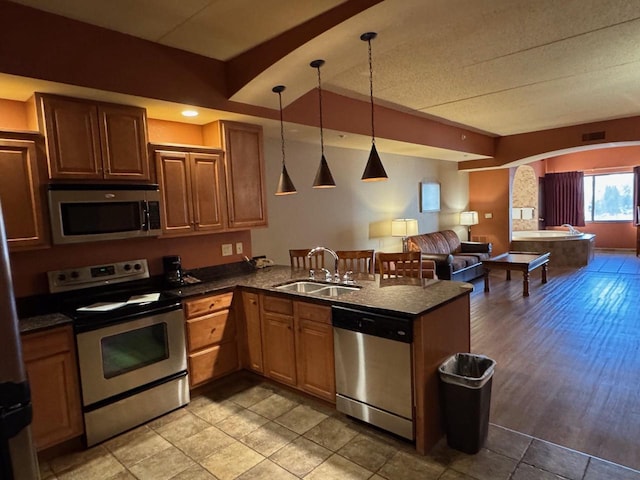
[[471, 250, 640, 471]]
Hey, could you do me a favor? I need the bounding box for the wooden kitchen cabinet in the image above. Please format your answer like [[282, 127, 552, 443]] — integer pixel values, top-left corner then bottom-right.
[[261, 295, 297, 386], [294, 302, 335, 402], [241, 291, 264, 373], [0, 134, 48, 250], [33, 94, 149, 181], [259, 294, 335, 401], [21, 325, 83, 451], [203, 121, 267, 229], [154, 148, 226, 236], [184, 292, 239, 387]]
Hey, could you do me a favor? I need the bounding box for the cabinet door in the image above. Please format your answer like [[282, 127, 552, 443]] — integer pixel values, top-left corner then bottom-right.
[[156, 150, 194, 235], [295, 303, 335, 402], [41, 96, 102, 179], [191, 152, 226, 231], [99, 105, 149, 180], [241, 291, 263, 373], [221, 122, 267, 229], [262, 311, 297, 386], [189, 343, 239, 387], [22, 326, 83, 451], [0, 139, 47, 249]]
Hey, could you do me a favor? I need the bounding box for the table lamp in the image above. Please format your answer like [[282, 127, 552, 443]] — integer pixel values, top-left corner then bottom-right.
[[460, 211, 479, 241], [391, 218, 418, 252]]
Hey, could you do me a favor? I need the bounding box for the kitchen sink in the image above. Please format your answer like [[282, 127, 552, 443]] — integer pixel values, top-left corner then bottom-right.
[[275, 281, 327, 293], [274, 280, 360, 297], [313, 285, 360, 297]]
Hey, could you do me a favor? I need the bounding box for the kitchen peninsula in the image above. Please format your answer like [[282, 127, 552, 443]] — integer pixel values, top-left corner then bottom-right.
[[19, 264, 472, 456]]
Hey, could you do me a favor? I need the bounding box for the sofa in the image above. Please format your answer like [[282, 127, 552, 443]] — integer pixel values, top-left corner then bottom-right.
[[406, 230, 492, 282]]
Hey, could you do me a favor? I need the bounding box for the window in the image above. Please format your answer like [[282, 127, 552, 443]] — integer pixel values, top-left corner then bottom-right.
[[583, 173, 634, 222]]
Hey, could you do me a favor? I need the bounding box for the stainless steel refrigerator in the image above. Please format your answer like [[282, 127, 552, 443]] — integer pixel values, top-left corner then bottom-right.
[[0, 200, 40, 479]]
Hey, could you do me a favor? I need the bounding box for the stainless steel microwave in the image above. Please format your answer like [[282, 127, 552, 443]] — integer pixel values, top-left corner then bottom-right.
[[48, 184, 162, 244]]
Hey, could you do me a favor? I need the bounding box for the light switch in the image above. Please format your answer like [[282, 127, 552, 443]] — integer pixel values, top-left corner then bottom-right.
[[222, 244, 233, 256], [236, 242, 243, 254], [484, 213, 493, 219]]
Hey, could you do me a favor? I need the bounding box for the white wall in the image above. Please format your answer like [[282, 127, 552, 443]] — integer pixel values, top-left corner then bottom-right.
[[251, 138, 470, 264]]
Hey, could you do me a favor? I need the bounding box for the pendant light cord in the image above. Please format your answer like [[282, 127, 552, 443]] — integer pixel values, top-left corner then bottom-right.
[[277, 90, 286, 167], [367, 37, 375, 144], [316, 65, 325, 156]]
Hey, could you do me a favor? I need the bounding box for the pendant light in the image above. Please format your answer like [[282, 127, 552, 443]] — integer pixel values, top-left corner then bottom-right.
[[310, 59, 336, 188], [273, 85, 297, 195], [360, 32, 388, 182]]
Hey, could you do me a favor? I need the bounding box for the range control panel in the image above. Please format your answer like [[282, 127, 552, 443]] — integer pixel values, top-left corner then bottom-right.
[[47, 259, 149, 293]]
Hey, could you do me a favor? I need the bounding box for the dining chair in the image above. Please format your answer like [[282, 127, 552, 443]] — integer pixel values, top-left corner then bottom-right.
[[377, 251, 423, 278], [289, 249, 325, 269], [336, 250, 375, 274]]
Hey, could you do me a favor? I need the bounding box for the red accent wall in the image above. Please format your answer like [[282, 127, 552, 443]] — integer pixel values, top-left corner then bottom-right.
[[469, 169, 511, 255]]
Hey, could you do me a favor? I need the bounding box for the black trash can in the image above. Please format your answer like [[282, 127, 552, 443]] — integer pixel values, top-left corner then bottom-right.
[[438, 353, 496, 454]]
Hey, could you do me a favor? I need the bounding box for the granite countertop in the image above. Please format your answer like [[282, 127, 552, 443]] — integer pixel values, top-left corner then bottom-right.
[[19, 264, 473, 333], [168, 265, 473, 318], [20, 312, 72, 334]]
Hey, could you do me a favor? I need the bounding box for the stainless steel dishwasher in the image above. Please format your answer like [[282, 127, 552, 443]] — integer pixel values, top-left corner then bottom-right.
[[332, 306, 414, 440]]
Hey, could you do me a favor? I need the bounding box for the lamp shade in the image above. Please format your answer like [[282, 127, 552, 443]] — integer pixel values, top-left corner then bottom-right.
[[312, 154, 336, 188], [275, 164, 297, 195], [361, 144, 388, 182], [460, 211, 479, 226], [391, 219, 418, 237]]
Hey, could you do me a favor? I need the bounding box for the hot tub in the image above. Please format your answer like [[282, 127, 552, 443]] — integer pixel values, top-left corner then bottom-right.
[[511, 230, 595, 267]]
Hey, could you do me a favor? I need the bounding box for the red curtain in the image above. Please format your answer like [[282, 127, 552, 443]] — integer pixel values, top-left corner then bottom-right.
[[543, 171, 585, 226]]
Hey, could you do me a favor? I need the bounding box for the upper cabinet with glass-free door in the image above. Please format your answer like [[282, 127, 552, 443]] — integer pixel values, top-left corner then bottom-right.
[[0, 132, 49, 250], [203, 121, 267, 229], [154, 146, 227, 236], [30, 94, 150, 181]]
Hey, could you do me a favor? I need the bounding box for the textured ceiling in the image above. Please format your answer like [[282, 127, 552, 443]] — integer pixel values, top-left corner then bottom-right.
[[7, 0, 640, 144]]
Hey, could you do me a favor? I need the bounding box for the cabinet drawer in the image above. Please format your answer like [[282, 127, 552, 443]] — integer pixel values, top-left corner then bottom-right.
[[188, 342, 239, 386], [186, 309, 235, 351], [184, 292, 233, 319], [297, 302, 331, 325], [262, 295, 293, 316]]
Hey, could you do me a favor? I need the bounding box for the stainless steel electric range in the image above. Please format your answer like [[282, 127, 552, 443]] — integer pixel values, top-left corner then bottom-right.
[[48, 259, 189, 446]]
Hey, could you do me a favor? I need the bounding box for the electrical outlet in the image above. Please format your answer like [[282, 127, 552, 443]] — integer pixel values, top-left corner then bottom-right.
[[485, 213, 493, 219], [236, 242, 243, 254], [222, 244, 233, 256]]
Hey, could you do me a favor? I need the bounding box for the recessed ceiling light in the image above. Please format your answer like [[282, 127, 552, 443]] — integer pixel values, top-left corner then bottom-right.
[[181, 109, 198, 117]]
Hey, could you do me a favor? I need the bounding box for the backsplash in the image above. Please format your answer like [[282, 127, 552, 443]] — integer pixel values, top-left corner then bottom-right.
[[9, 230, 251, 297]]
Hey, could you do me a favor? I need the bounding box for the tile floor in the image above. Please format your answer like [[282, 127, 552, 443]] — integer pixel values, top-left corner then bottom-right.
[[40, 375, 640, 480]]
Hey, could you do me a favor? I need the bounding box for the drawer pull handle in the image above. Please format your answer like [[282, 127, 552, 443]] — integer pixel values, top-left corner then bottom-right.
[[210, 328, 216, 333]]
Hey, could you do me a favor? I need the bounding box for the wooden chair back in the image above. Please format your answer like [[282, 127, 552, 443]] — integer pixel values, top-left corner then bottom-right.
[[336, 250, 375, 274], [377, 251, 423, 278], [289, 249, 325, 269]]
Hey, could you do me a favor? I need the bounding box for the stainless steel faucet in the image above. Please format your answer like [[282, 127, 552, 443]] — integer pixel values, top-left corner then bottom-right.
[[307, 246, 340, 282], [561, 224, 581, 234]]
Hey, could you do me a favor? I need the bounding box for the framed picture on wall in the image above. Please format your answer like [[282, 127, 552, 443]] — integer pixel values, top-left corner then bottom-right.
[[420, 182, 440, 212]]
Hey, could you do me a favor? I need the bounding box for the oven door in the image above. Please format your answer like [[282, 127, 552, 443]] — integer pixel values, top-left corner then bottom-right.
[[75, 307, 187, 407]]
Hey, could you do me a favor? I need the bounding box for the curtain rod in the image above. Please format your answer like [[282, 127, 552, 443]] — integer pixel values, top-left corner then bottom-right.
[[582, 166, 633, 174]]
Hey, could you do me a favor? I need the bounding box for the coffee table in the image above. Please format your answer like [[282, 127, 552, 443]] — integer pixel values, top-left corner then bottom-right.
[[482, 251, 550, 297]]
